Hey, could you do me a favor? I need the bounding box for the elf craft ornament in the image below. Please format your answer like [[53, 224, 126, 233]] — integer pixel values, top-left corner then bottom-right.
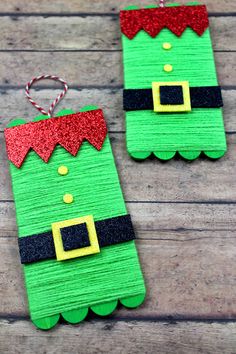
[[4, 75, 146, 330], [120, 1, 227, 160]]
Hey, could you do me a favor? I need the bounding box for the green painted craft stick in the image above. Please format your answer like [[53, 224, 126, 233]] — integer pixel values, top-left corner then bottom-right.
[[91, 300, 118, 316], [61, 307, 88, 324]]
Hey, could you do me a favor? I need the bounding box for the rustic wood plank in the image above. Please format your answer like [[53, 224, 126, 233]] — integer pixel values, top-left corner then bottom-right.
[[0, 89, 123, 132], [0, 17, 234, 51], [0, 52, 234, 89], [0, 89, 235, 132], [0, 202, 236, 318], [1, 134, 236, 202], [1, 235, 236, 319], [1, 0, 235, 14], [0, 320, 236, 354], [1, 201, 235, 235]]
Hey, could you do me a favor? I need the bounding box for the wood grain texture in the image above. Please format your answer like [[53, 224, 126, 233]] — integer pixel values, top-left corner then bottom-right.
[[0, 0, 235, 352], [0, 89, 235, 131], [1, 134, 236, 202], [0, 205, 236, 319], [1, 200, 235, 236], [0, 17, 235, 51], [0, 320, 236, 354], [0, 52, 234, 89], [0, 0, 235, 14]]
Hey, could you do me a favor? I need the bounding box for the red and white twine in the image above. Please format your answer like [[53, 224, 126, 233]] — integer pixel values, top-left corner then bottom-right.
[[159, 0, 165, 7], [25, 75, 68, 117]]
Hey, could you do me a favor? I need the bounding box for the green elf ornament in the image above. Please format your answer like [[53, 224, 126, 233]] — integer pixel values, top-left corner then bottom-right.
[[4, 76, 146, 330], [120, 2, 227, 160]]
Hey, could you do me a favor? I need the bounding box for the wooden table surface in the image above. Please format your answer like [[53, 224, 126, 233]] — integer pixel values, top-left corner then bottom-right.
[[0, 1, 236, 353]]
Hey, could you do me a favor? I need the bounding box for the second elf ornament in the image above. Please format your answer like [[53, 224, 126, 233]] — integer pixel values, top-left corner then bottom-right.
[[120, 2, 227, 160]]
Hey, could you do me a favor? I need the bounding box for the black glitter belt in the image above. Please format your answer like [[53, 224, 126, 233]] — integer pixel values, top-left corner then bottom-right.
[[18, 214, 135, 264], [123, 85, 223, 111]]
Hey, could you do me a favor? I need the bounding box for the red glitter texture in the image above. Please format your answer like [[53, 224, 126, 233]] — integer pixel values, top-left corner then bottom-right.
[[120, 5, 209, 39], [4, 109, 108, 168]]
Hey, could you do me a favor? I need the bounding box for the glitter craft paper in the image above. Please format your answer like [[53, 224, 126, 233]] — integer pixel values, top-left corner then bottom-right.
[[5, 110, 107, 167]]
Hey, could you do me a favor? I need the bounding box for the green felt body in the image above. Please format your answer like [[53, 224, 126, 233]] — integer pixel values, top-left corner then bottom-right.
[[8, 108, 145, 329], [121, 4, 227, 159]]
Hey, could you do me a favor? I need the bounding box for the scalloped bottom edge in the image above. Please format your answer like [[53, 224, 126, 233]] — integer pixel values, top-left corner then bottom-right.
[[32, 293, 146, 330], [130, 150, 226, 161]]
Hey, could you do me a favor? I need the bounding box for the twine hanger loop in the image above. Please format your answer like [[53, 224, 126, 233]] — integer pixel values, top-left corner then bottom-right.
[[25, 75, 69, 117]]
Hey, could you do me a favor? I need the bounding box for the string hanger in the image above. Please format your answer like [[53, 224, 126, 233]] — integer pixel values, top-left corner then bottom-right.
[[25, 75, 68, 118], [159, 0, 165, 7]]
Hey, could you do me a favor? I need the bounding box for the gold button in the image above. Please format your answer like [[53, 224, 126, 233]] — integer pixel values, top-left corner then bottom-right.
[[63, 194, 74, 204], [58, 165, 68, 176], [163, 42, 172, 50], [164, 64, 173, 72]]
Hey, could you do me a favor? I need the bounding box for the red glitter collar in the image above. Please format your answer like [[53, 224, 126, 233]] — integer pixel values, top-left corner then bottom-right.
[[4, 109, 107, 168], [120, 5, 209, 39]]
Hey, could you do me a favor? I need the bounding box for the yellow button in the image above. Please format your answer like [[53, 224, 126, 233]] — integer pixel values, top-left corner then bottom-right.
[[58, 165, 68, 176], [63, 194, 74, 204], [163, 42, 172, 50], [164, 64, 173, 72]]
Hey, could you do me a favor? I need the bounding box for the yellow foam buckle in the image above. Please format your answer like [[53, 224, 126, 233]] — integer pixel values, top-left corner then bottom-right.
[[52, 215, 100, 261], [152, 81, 192, 113]]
